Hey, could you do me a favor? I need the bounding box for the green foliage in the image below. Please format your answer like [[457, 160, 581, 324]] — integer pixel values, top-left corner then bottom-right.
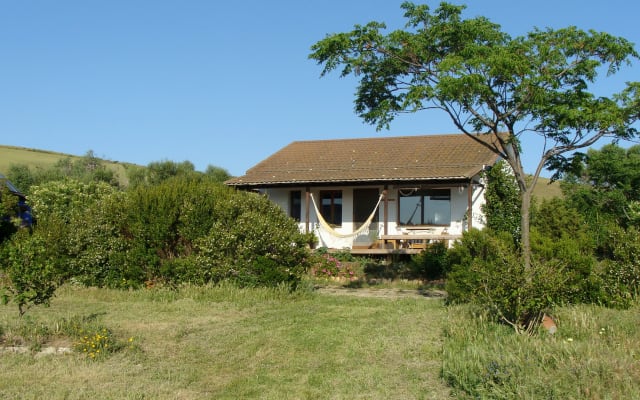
[[54, 175, 311, 289], [595, 226, 640, 308], [28, 179, 117, 224], [446, 230, 558, 332], [0, 223, 69, 316], [64, 192, 134, 288], [204, 165, 232, 183], [308, 250, 359, 280], [4, 164, 35, 195], [409, 241, 450, 280], [127, 159, 198, 188], [563, 144, 640, 233], [6, 150, 119, 194], [443, 303, 640, 399], [482, 160, 521, 240], [194, 190, 310, 288], [0, 186, 20, 243]]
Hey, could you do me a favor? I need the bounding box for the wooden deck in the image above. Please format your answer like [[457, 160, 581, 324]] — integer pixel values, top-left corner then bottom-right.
[[380, 234, 462, 250], [327, 233, 463, 256]]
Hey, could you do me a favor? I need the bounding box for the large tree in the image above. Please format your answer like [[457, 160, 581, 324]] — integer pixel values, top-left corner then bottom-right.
[[310, 1, 639, 269]]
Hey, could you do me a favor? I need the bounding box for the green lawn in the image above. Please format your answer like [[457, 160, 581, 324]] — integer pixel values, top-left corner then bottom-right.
[[1, 284, 638, 399], [0, 284, 451, 399]]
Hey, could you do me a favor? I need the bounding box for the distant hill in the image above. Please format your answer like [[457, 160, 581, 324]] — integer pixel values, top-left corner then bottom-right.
[[0, 145, 138, 187], [531, 177, 563, 201]]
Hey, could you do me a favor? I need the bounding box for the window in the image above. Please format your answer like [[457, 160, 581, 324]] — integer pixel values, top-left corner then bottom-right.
[[319, 190, 342, 226], [398, 188, 451, 226], [289, 190, 301, 221]]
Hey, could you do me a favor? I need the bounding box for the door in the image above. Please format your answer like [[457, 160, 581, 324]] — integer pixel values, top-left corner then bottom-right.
[[353, 188, 380, 244]]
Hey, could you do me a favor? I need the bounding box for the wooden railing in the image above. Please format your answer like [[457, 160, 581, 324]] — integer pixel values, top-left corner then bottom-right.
[[379, 234, 462, 250]]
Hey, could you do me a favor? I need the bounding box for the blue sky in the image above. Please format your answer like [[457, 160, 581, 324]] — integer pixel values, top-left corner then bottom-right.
[[1, 0, 638, 177]]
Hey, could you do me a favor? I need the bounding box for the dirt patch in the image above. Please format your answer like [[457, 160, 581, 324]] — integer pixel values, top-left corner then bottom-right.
[[0, 345, 72, 357], [314, 285, 446, 299]]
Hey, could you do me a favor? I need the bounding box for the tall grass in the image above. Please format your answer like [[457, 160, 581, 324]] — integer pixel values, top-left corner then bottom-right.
[[443, 303, 640, 399], [0, 284, 450, 399]]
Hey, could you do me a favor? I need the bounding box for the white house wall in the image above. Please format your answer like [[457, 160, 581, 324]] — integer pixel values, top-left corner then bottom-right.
[[261, 180, 486, 250]]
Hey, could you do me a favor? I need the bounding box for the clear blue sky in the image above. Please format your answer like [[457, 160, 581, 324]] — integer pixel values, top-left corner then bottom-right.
[[1, 0, 638, 177]]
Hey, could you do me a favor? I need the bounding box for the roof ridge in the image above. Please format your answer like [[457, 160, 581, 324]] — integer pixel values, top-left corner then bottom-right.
[[290, 133, 478, 145]]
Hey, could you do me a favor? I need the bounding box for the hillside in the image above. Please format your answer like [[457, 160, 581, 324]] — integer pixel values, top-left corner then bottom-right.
[[0, 145, 137, 187], [531, 177, 563, 200]]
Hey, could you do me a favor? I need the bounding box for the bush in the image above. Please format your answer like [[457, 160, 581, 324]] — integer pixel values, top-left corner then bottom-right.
[[446, 230, 557, 333], [309, 249, 359, 280], [595, 226, 640, 308], [0, 223, 69, 315], [409, 241, 450, 280], [63, 176, 310, 289], [194, 190, 310, 288]]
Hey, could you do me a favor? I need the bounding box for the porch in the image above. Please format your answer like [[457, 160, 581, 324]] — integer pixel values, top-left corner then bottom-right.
[[345, 233, 463, 255]]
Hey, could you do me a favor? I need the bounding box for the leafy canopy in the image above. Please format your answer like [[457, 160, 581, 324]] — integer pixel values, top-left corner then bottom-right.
[[310, 1, 639, 181]]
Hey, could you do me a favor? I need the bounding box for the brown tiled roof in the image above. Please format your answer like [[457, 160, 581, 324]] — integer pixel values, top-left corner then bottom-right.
[[226, 134, 500, 187]]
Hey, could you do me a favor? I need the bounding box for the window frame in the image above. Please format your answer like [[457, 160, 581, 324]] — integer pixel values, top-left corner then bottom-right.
[[319, 190, 343, 227], [398, 188, 451, 227], [289, 190, 301, 222]]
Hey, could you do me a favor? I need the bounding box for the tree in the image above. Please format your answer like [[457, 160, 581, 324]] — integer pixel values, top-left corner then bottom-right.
[[309, 1, 639, 270], [204, 165, 232, 183], [562, 144, 640, 252]]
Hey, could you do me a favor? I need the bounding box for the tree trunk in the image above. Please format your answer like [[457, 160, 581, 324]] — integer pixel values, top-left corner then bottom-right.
[[520, 188, 532, 273]]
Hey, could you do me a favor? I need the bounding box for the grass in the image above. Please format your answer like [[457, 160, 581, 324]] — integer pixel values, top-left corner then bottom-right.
[[0, 145, 70, 172], [443, 303, 640, 399], [0, 283, 451, 399], [0, 145, 134, 187], [531, 176, 563, 200], [2, 282, 638, 399]]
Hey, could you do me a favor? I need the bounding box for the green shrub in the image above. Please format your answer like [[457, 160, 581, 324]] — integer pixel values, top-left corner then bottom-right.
[[0, 186, 20, 244], [194, 191, 310, 288], [446, 230, 556, 333], [28, 179, 117, 224], [0, 223, 69, 315], [308, 250, 359, 280], [595, 226, 640, 308], [409, 241, 450, 280]]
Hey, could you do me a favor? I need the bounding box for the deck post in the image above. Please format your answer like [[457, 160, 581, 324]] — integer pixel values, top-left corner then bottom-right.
[[383, 186, 389, 236], [305, 187, 310, 234]]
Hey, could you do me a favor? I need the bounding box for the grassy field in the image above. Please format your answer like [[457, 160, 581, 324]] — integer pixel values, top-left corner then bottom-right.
[[0, 145, 134, 187], [0, 145, 71, 172], [1, 283, 638, 399], [0, 284, 451, 400]]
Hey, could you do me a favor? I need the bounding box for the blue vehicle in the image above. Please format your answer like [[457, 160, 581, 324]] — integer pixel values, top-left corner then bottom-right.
[[0, 173, 33, 228]]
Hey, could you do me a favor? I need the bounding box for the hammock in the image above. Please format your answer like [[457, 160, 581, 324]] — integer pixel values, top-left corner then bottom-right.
[[310, 193, 384, 239]]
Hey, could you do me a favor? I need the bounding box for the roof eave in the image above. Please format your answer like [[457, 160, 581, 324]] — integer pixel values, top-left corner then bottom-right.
[[226, 175, 480, 188]]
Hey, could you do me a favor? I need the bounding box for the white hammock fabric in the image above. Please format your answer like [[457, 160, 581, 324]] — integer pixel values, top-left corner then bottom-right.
[[310, 193, 384, 239]]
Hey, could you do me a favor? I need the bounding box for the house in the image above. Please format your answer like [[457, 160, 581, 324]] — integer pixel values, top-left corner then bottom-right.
[[225, 134, 500, 254]]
